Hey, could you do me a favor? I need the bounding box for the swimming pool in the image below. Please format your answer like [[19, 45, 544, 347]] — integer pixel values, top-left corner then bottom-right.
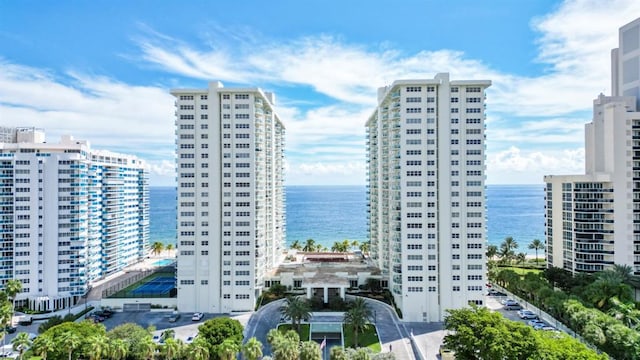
[[154, 259, 175, 266]]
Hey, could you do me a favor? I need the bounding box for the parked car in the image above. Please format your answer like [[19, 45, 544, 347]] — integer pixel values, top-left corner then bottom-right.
[[191, 312, 204, 321], [504, 302, 522, 310], [528, 319, 546, 327], [185, 334, 197, 344], [4, 326, 16, 334], [168, 312, 180, 322], [501, 298, 516, 305], [152, 334, 161, 343], [439, 345, 455, 360], [517, 310, 538, 319]]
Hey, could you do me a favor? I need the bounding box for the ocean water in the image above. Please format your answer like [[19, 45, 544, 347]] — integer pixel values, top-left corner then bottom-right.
[[149, 184, 546, 253]]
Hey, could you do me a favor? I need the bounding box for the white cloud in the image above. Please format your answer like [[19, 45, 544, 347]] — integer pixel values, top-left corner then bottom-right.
[[2, 0, 639, 186], [0, 60, 176, 180], [487, 146, 585, 184]]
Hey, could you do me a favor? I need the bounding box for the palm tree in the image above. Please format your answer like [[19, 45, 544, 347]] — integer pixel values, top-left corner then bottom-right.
[[290, 240, 302, 251], [11, 332, 31, 360], [242, 337, 263, 360], [162, 337, 181, 360], [109, 339, 129, 360], [280, 296, 311, 334], [586, 271, 633, 308], [31, 334, 55, 360], [351, 240, 360, 251], [607, 297, 640, 329], [189, 337, 210, 360], [486, 245, 498, 260], [269, 330, 300, 360], [499, 236, 518, 264], [60, 331, 82, 360], [87, 334, 109, 360], [161, 328, 175, 342], [5, 279, 22, 324], [165, 243, 174, 256], [151, 241, 164, 256], [359, 241, 370, 255], [303, 239, 317, 252], [528, 239, 544, 264], [300, 341, 322, 360], [217, 339, 240, 360], [343, 297, 373, 348], [516, 252, 527, 268], [139, 336, 157, 360]]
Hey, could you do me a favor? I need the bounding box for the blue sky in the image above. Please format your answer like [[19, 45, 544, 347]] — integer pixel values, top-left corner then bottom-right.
[[1, 0, 638, 186]]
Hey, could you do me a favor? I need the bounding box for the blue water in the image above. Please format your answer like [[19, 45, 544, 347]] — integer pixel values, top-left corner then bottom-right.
[[149, 184, 545, 253]]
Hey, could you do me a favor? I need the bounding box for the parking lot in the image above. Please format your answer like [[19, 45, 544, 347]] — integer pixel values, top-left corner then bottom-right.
[[485, 292, 563, 332]]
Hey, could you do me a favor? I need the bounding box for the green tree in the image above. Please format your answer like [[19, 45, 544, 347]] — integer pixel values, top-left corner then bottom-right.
[[586, 270, 633, 309], [499, 236, 518, 264], [31, 333, 55, 360], [5, 279, 22, 325], [109, 338, 129, 360], [331, 241, 349, 253], [217, 339, 240, 360], [344, 297, 373, 348], [303, 239, 317, 252], [290, 240, 302, 251], [300, 341, 322, 360], [87, 333, 110, 360], [11, 332, 31, 360], [242, 337, 263, 360], [198, 317, 243, 356], [189, 337, 210, 360], [268, 329, 300, 360], [528, 239, 544, 264], [280, 296, 311, 334], [165, 243, 174, 255], [537, 331, 608, 360], [330, 346, 348, 360], [162, 337, 182, 360], [151, 241, 164, 256], [607, 296, 640, 329], [444, 306, 537, 360], [60, 331, 82, 360], [139, 336, 156, 360], [268, 283, 287, 298], [107, 323, 154, 360], [516, 252, 527, 269], [486, 244, 498, 260], [365, 278, 381, 293], [359, 241, 370, 255]]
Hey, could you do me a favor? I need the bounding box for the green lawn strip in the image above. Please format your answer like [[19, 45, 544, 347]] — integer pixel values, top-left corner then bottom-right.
[[108, 271, 174, 298], [343, 324, 381, 353], [277, 323, 311, 341], [498, 266, 542, 277]]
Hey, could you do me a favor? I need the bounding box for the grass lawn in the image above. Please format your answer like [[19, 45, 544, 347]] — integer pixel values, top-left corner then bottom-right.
[[499, 266, 543, 276], [277, 323, 311, 341], [343, 324, 381, 353]]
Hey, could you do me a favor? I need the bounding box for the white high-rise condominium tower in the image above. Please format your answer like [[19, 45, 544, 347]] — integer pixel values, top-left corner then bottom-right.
[[545, 18, 640, 274], [172, 82, 285, 313], [0, 127, 149, 310], [366, 73, 491, 322]]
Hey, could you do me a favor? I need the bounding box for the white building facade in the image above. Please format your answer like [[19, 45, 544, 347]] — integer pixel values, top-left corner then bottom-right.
[[0, 127, 149, 310], [172, 82, 285, 313], [366, 74, 491, 322], [545, 18, 640, 275]]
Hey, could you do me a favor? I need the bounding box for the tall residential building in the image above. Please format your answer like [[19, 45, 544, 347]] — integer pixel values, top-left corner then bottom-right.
[[366, 73, 491, 322], [545, 18, 640, 274], [0, 128, 149, 310], [172, 82, 286, 313]]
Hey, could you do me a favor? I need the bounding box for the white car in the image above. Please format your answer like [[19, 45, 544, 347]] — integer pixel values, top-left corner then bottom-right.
[[517, 310, 538, 319], [192, 312, 204, 321]]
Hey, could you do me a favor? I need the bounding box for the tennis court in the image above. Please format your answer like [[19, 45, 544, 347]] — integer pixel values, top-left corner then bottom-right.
[[130, 276, 176, 295]]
